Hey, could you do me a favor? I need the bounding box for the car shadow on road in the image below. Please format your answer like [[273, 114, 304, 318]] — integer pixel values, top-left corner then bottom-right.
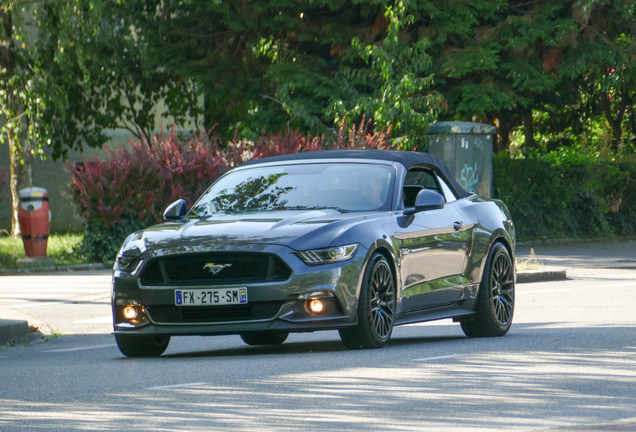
[[149, 320, 636, 360], [159, 340, 348, 359], [156, 334, 468, 359]]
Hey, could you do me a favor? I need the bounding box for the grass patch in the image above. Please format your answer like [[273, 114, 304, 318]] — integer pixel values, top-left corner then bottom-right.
[[44, 329, 63, 342], [0, 233, 88, 270], [516, 248, 545, 271]]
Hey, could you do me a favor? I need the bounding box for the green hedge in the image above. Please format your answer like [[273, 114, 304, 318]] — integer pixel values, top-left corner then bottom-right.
[[493, 150, 636, 241]]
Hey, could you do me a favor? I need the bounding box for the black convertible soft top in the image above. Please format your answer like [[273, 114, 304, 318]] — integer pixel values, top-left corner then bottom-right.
[[240, 149, 471, 199]]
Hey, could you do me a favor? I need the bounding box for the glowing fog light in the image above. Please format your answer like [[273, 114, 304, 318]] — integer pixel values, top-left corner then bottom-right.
[[309, 299, 325, 314], [122, 306, 138, 320]]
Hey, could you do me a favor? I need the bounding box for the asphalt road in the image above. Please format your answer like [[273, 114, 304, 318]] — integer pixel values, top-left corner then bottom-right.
[[1, 268, 636, 431]]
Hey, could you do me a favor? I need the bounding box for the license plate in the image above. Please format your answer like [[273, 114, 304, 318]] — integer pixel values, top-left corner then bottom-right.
[[175, 288, 248, 306]]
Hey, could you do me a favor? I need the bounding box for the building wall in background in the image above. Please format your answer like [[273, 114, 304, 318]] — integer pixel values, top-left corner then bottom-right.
[[0, 131, 135, 233]]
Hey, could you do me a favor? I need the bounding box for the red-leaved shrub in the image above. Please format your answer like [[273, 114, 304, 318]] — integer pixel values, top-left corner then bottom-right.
[[66, 120, 394, 260], [331, 116, 394, 150], [66, 129, 234, 228], [243, 116, 396, 159]]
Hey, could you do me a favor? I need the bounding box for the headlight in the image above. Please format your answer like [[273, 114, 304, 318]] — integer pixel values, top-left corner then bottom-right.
[[296, 244, 358, 265]]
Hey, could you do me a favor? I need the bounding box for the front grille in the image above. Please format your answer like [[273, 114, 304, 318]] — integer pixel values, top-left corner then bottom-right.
[[147, 302, 282, 324], [140, 252, 291, 287]]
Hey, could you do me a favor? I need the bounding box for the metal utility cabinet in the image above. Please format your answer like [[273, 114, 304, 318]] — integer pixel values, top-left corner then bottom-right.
[[426, 121, 496, 198]]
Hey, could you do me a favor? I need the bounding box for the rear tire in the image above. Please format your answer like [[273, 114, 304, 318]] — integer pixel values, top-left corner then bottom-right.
[[115, 334, 170, 357], [461, 242, 515, 338], [240, 331, 289, 346], [339, 253, 395, 349]]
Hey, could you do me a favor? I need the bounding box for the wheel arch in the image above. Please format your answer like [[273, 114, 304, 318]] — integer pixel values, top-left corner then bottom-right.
[[359, 240, 400, 300], [494, 235, 514, 262], [474, 234, 515, 294], [373, 245, 399, 288], [474, 229, 515, 285]]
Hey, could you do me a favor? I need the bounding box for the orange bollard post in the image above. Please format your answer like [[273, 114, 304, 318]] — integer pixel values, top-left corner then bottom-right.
[[18, 187, 51, 258]]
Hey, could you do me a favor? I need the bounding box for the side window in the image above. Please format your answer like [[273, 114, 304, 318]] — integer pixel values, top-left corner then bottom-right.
[[436, 174, 457, 203], [403, 169, 444, 207]]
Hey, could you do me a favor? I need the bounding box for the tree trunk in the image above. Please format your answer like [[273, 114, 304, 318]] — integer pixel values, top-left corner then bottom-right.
[[600, 91, 628, 152], [7, 111, 32, 237], [494, 120, 509, 153], [630, 106, 636, 149], [1, 6, 33, 237], [493, 115, 519, 153], [522, 113, 536, 150]]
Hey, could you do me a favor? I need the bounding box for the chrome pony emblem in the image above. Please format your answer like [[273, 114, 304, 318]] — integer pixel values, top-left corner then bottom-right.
[[203, 263, 232, 275]]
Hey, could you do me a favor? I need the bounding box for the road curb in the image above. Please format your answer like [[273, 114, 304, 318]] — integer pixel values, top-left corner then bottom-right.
[[517, 269, 567, 284], [0, 319, 29, 345], [517, 235, 636, 247]]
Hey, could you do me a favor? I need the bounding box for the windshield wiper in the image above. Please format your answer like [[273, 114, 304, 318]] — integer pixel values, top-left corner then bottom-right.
[[282, 206, 346, 213]]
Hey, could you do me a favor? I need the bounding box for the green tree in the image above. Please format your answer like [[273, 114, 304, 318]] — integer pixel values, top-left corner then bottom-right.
[[131, 0, 442, 147], [1, 2, 37, 236], [326, 0, 442, 149], [1, 0, 197, 236], [421, 0, 636, 153]]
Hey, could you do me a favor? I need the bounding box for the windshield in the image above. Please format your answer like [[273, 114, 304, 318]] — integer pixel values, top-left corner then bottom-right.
[[188, 163, 395, 217]]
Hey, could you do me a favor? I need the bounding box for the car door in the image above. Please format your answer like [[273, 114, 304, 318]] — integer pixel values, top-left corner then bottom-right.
[[395, 168, 470, 311]]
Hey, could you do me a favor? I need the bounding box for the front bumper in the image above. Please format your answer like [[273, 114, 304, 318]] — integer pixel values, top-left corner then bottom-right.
[[112, 243, 365, 336]]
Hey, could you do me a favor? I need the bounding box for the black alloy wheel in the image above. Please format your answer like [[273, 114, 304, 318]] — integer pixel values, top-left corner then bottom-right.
[[461, 242, 515, 337], [115, 334, 171, 357], [240, 331, 289, 346], [340, 253, 396, 349], [491, 250, 515, 326]]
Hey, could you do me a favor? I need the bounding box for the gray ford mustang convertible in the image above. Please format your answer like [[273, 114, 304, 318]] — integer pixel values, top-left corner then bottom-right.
[[112, 150, 515, 357]]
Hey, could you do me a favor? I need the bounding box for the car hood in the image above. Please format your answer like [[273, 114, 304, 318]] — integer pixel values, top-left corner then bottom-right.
[[121, 210, 383, 257]]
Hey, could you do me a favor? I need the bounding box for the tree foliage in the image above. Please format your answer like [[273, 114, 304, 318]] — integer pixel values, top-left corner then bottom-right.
[[110, 0, 636, 153], [1, 0, 196, 235], [421, 0, 636, 152], [326, 1, 442, 149]]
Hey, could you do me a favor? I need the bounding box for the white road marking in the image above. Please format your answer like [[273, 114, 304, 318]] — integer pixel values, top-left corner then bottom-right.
[[516, 289, 576, 294], [591, 282, 636, 288], [0, 284, 111, 289], [569, 274, 636, 280], [73, 316, 112, 324], [412, 354, 467, 362], [1, 294, 111, 309], [42, 344, 116, 353], [146, 382, 209, 390], [0, 294, 77, 299], [0, 289, 109, 295]]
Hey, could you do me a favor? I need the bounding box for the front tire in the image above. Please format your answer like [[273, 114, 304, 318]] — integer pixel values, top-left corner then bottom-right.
[[115, 334, 170, 357], [240, 331, 289, 346], [461, 242, 515, 338], [340, 253, 396, 349]]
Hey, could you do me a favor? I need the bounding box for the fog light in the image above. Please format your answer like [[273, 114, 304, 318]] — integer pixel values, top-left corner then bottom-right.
[[122, 306, 137, 320], [309, 298, 325, 314]]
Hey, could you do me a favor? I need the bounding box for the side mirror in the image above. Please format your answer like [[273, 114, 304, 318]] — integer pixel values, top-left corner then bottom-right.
[[405, 190, 445, 214], [163, 199, 187, 220]]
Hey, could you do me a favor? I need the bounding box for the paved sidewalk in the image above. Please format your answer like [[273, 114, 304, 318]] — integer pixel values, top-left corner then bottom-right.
[[516, 238, 636, 270]]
